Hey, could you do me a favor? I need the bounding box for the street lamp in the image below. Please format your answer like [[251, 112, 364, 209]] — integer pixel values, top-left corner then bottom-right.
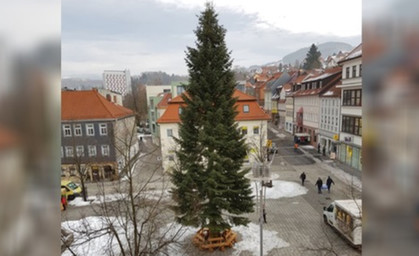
[[246, 162, 279, 256]]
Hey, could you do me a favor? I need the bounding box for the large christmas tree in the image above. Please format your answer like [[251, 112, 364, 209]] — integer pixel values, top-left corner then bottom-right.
[[171, 3, 254, 237], [303, 43, 322, 70]]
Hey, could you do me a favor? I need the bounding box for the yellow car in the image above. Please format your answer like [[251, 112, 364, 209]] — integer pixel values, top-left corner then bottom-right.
[[61, 180, 82, 200]]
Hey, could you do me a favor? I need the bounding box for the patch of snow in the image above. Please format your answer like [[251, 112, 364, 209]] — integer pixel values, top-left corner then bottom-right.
[[323, 91, 334, 96], [68, 194, 127, 207], [300, 145, 314, 149], [62, 216, 125, 256], [161, 222, 289, 256], [251, 180, 308, 199], [346, 49, 362, 59], [233, 223, 289, 255]]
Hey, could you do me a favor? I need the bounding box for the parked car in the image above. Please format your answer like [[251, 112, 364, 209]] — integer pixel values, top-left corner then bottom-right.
[[61, 180, 82, 200]]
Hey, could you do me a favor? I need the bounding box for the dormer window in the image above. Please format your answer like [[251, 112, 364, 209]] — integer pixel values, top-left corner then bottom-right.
[[243, 105, 249, 113]]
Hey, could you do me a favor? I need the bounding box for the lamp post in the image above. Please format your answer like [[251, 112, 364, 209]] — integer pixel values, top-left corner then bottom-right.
[[246, 163, 278, 256]]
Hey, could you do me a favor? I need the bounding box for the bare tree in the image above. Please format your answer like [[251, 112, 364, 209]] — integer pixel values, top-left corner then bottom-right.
[[62, 117, 185, 255]]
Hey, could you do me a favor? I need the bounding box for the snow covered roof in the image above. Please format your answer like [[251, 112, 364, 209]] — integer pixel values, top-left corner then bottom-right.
[[335, 199, 362, 218], [339, 43, 362, 64]]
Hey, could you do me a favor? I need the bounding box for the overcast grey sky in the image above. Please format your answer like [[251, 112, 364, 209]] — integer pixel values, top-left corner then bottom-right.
[[62, 0, 361, 79]]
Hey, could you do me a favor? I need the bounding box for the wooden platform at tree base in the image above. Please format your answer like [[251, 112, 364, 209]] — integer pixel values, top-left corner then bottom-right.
[[192, 228, 237, 252]]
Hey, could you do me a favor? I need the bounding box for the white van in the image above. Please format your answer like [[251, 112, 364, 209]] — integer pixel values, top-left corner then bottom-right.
[[323, 199, 362, 247]]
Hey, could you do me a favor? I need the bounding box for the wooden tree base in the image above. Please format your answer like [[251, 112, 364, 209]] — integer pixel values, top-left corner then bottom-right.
[[192, 228, 237, 252]]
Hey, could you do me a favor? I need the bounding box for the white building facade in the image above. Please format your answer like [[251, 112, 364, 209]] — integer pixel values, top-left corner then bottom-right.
[[337, 44, 362, 171], [157, 90, 270, 172], [318, 86, 341, 157], [103, 69, 131, 96]]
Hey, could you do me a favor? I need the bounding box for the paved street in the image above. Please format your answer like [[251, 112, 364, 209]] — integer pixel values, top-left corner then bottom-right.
[[62, 126, 362, 255]]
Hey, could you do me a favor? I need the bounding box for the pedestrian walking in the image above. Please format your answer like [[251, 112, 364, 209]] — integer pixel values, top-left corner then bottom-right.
[[326, 176, 335, 193], [322, 146, 326, 156], [317, 143, 321, 153], [263, 208, 267, 223], [294, 143, 299, 152], [300, 172, 306, 186], [315, 177, 323, 194]]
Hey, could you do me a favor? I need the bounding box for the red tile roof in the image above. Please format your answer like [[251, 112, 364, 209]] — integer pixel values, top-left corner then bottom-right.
[[156, 93, 172, 109], [293, 69, 342, 97], [62, 89, 134, 120], [157, 89, 270, 124]]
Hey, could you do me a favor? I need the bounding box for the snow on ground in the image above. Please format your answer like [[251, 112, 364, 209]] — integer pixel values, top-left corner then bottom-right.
[[162, 222, 289, 256], [62, 216, 125, 256], [68, 193, 127, 207], [300, 145, 315, 149], [232, 223, 289, 255], [251, 180, 308, 199], [268, 127, 286, 139], [68, 189, 171, 207]]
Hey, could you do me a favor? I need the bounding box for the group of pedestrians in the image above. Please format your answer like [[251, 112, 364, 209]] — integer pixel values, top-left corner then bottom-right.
[[299, 172, 335, 193]]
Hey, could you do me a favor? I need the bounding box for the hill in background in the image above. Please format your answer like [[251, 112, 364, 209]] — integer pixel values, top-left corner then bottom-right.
[[281, 42, 353, 66]]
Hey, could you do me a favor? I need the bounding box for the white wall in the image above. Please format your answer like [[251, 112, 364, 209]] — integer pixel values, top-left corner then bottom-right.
[[159, 123, 180, 172], [145, 85, 172, 104], [320, 97, 341, 134], [294, 96, 320, 129]]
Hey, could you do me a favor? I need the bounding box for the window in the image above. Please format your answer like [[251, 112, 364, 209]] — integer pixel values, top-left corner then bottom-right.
[[65, 146, 74, 157], [86, 124, 95, 136], [63, 124, 72, 137], [177, 86, 184, 95], [253, 126, 259, 135], [243, 105, 249, 113], [101, 145, 110, 156], [359, 64, 362, 77], [150, 99, 154, 108], [76, 145, 85, 157], [74, 124, 82, 136], [342, 89, 362, 106], [88, 145, 97, 157], [352, 65, 357, 78], [178, 107, 183, 115], [241, 127, 248, 135], [168, 155, 175, 161], [99, 123, 108, 135], [346, 67, 350, 79], [342, 116, 362, 136], [167, 129, 173, 137], [61, 147, 64, 158]]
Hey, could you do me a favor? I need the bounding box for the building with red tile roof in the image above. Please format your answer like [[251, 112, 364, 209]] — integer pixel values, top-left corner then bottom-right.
[[284, 72, 309, 134], [292, 67, 342, 146], [61, 89, 137, 182], [157, 89, 270, 171]]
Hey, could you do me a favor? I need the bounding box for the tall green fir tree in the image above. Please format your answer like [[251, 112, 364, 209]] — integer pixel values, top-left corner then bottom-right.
[[170, 2, 254, 237], [303, 43, 322, 70]]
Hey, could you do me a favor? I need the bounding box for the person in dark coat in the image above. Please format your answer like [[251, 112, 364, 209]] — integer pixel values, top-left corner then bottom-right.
[[326, 176, 335, 193], [322, 146, 326, 156], [315, 177, 323, 193], [317, 143, 321, 153], [300, 172, 306, 186]]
